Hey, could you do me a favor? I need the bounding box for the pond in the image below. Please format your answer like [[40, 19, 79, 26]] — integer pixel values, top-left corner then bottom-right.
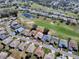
[[22, 13, 34, 19]]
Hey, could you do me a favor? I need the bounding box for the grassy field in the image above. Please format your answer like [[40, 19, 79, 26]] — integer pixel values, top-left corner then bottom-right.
[[33, 19, 79, 42]]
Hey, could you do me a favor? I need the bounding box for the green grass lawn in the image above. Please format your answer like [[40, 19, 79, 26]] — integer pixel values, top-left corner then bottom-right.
[[34, 19, 79, 42]]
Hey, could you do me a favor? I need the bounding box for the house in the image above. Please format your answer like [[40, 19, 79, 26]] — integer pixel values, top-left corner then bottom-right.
[[20, 37, 30, 42], [18, 41, 30, 51], [34, 27, 44, 39], [50, 36, 59, 45], [0, 28, 6, 35], [12, 32, 16, 36], [51, 14, 59, 19], [32, 40, 42, 46], [34, 46, 44, 58], [0, 19, 5, 24], [59, 16, 67, 22], [18, 41, 26, 51], [44, 53, 55, 59], [59, 39, 68, 49], [56, 56, 67, 59], [0, 34, 8, 40], [14, 27, 24, 35], [9, 39, 21, 48], [69, 40, 78, 52], [67, 18, 77, 25], [68, 56, 74, 59], [56, 57, 61, 59], [42, 34, 51, 42], [0, 27, 5, 29], [10, 21, 21, 30], [35, 31, 43, 39], [0, 52, 8, 59], [26, 43, 36, 53], [21, 29, 30, 37], [74, 56, 79, 59], [15, 27, 24, 33], [0, 27, 5, 32], [7, 56, 15, 59], [0, 27, 8, 40], [0, 0, 5, 4], [9, 49, 22, 59], [0, 30, 6, 34], [29, 30, 37, 37], [2, 37, 13, 45]]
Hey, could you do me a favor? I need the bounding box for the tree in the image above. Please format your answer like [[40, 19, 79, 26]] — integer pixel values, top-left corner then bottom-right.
[[43, 28, 49, 35]]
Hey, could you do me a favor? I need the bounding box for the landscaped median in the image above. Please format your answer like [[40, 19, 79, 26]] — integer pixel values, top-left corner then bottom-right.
[[34, 19, 79, 42]]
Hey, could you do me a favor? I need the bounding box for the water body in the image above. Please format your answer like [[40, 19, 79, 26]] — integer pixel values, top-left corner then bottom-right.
[[22, 13, 34, 19]]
